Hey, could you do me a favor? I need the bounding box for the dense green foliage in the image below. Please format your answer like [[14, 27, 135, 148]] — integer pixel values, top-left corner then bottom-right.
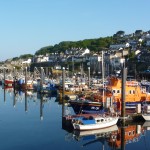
[[19, 54, 33, 59], [12, 54, 33, 61], [12, 57, 19, 61], [35, 36, 114, 55]]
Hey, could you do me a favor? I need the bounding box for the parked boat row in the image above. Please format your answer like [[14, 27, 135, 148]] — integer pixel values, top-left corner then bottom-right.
[[62, 75, 150, 130], [67, 75, 150, 115], [1, 70, 150, 127]]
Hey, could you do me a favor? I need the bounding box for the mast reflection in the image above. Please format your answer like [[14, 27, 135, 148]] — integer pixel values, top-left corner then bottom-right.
[[4, 86, 6, 103], [40, 94, 43, 121], [13, 88, 17, 107], [25, 91, 28, 112]]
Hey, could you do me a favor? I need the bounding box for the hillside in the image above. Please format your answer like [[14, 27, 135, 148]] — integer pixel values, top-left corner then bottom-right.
[[34, 36, 114, 55]]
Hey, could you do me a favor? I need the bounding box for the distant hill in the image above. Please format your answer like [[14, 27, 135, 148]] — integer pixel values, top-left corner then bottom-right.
[[35, 36, 114, 55]]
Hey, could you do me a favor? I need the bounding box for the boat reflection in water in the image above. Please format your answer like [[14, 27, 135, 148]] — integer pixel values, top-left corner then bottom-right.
[[2, 87, 57, 121], [110, 124, 145, 149], [73, 125, 118, 142], [64, 123, 147, 150]]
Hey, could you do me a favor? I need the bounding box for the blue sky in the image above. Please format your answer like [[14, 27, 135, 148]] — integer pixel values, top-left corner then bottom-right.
[[0, 0, 150, 61]]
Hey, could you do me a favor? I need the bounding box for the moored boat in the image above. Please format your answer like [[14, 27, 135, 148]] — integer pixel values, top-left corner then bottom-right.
[[106, 76, 150, 109], [68, 87, 114, 114], [2, 74, 14, 86], [69, 98, 103, 114], [72, 114, 118, 131]]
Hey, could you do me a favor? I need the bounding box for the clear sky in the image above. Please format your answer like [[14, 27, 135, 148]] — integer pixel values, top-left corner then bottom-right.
[[0, 0, 150, 61]]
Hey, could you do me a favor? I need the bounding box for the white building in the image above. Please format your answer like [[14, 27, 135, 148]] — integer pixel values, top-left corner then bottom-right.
[[81, 48, 90, 55], [109, 43, 130, 49], [22, 58, 32, 64]]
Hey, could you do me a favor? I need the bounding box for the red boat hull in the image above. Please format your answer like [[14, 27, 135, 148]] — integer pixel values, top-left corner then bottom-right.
[[4, 79, 14, 86]]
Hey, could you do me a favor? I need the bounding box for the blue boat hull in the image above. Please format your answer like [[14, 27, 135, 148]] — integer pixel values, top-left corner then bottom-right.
[[69, 100, 103, 114]]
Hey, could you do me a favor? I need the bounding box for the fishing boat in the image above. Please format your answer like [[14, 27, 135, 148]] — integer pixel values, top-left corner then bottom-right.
[[2, 74, 14, 86], [20, 80, 35, 90], [72, 114, 118, 131], [68, 87, 114, 114], [68, 98, 103, 114]]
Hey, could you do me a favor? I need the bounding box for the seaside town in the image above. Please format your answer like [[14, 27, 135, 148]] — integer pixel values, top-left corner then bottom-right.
[[1, 29, 150, 149], [1, 30, 150, 78], [2, 0, 150, 149], [1, 29, 150, 110]]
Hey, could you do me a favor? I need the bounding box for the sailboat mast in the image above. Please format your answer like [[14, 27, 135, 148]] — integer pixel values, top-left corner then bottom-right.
[[102, 51, 105, 107]]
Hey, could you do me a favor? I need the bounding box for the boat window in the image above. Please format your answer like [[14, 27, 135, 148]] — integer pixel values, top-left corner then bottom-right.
[[129, 90, 132, 94], [132, 130, 135, 135], [133, 90, 135, 94], [117, 90, 120, 93], [101, 119, 104, 122], [96, 120, 100, 122], [128, 131, 131, 136], [113, 90, 116, 93]]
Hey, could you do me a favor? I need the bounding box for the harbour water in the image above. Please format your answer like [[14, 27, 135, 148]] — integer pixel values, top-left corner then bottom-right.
[[0, 87, 150, 150]]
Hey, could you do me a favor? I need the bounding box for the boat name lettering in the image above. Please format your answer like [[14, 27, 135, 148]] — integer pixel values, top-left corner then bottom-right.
[[91, 106, 99, 110]]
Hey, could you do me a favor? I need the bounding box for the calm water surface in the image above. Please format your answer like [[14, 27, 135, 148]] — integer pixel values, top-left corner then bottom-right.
[[0, 87, 150, 150]]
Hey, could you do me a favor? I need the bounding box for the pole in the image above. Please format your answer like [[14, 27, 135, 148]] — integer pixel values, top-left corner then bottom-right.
[[82, 57, 84, 77], [62, 67, 65, 117], [72, 56, 74, 77], [121, 61, 126, 122], [135, 64, 136, 80], [67, 64, 69, 77], [33, 67, 36, 80], [102, 51, 105, 107], [40, 67, 43, 92], [25, 67, 27, 90], [88, 67, 90, 87], [45, 67, 47, 78], [13, 67, 16, 89], [121, 122, 126, 150], [3, 67, 6, 86], [62, 67, 65, 100]]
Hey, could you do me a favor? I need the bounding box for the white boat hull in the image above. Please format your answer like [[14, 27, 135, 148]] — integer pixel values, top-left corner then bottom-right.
[[72, 117, 118, 131], [142, 114, 150, 121], [75, 124, 118, 137]]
